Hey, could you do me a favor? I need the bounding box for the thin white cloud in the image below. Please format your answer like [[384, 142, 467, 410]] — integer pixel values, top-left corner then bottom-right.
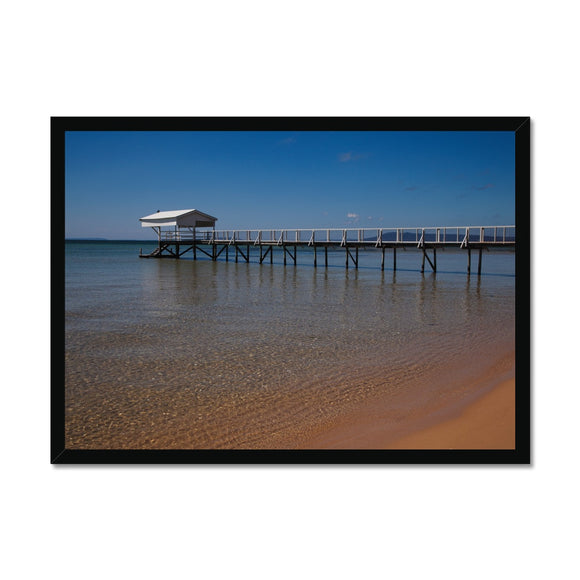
[[339, 151, 369, 163], [346, 212, 360, 225]]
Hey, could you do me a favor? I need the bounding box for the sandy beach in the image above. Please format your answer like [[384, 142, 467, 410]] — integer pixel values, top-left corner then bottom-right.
[[302, 358, 515, 450], [386, 378, 515, 449]]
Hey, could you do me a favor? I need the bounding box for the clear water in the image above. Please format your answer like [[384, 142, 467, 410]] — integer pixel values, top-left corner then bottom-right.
[[65, 241, 516, 449]]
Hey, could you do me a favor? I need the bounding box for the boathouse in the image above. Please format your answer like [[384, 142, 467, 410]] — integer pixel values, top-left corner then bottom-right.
[[139, 208, 218, 259], [140, 208, 217, 241]]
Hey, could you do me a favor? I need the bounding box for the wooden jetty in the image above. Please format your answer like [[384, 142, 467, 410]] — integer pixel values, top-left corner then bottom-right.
[[139, 210, 515, 275]]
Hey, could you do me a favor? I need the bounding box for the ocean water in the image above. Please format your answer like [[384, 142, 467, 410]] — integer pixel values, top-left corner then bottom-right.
[[65, 240, 516, 449]]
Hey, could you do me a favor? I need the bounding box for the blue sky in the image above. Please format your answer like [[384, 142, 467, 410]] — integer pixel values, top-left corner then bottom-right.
[[65, 130, 515, 239]]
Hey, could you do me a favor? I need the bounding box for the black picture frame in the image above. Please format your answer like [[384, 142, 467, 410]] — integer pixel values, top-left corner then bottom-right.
[[52, 116, 530, 464]]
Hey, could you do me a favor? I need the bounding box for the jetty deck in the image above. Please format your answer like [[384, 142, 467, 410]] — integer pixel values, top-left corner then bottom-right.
[[140, 225, 515, 275]]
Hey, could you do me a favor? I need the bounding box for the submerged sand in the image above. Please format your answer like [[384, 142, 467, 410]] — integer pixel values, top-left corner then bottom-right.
[[66, 348, 516, 450]]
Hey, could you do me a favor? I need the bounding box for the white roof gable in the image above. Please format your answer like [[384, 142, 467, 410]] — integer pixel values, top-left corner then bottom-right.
[[141, 209, 196, 221], [140, 209, 217, 228]]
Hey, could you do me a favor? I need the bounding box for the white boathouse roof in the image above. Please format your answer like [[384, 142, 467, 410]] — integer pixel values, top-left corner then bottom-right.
[[139, 209, 217, 228]]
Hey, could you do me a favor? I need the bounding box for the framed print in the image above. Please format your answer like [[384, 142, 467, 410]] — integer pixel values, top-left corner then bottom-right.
[[53, 117, 530, 464]]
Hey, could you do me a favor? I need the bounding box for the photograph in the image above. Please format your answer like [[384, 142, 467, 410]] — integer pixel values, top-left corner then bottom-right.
[[54, 117, 530, 463], [8, 2, 580, 577]]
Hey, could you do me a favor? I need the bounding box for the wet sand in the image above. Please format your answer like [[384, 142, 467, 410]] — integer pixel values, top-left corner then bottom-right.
[[386, 378, 515, 449], [302, 362, 515, 450]]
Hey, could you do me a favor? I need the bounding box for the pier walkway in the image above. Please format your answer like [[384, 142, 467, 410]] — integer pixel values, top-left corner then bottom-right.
[[140, 225, 515, 275]]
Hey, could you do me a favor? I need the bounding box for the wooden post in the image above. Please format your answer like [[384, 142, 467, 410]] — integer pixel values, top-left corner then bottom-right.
[[325, 246, 328, 268], [345, 245, 349, 269], [176, 242, 180, 259], [421, 249, 425, 273], [393, 247, 397, 271], [478, 247, 483, 276], [381, 247, 385, 271], [434, 248, 437, 272], [355, 247, 359, 269], [294, 245, 297, 266], [422, 249, 435, 272], [225, 245, 229, 262], [259, 246, 272, 265], [284, 245, 287, 266], [314, 245, 317, 268], [270, 245, 273, 264], [154, 227, 161, 254], [236, 245, 249, 263], [235, 244, 238, 263], [467, 248, 471, 275]]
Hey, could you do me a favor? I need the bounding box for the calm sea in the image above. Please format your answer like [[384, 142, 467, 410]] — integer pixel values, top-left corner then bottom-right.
[[65, 240, 516, 449]]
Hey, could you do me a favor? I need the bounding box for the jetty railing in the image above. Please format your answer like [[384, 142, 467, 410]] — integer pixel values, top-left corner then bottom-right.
[[160, 226, 515, 246]]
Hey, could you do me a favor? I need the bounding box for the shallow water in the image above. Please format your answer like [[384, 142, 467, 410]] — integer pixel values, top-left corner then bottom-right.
[[65, 241, 515, 449]]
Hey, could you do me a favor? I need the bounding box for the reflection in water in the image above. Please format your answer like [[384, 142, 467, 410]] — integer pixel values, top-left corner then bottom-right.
[[416, 273, 437, 327]]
